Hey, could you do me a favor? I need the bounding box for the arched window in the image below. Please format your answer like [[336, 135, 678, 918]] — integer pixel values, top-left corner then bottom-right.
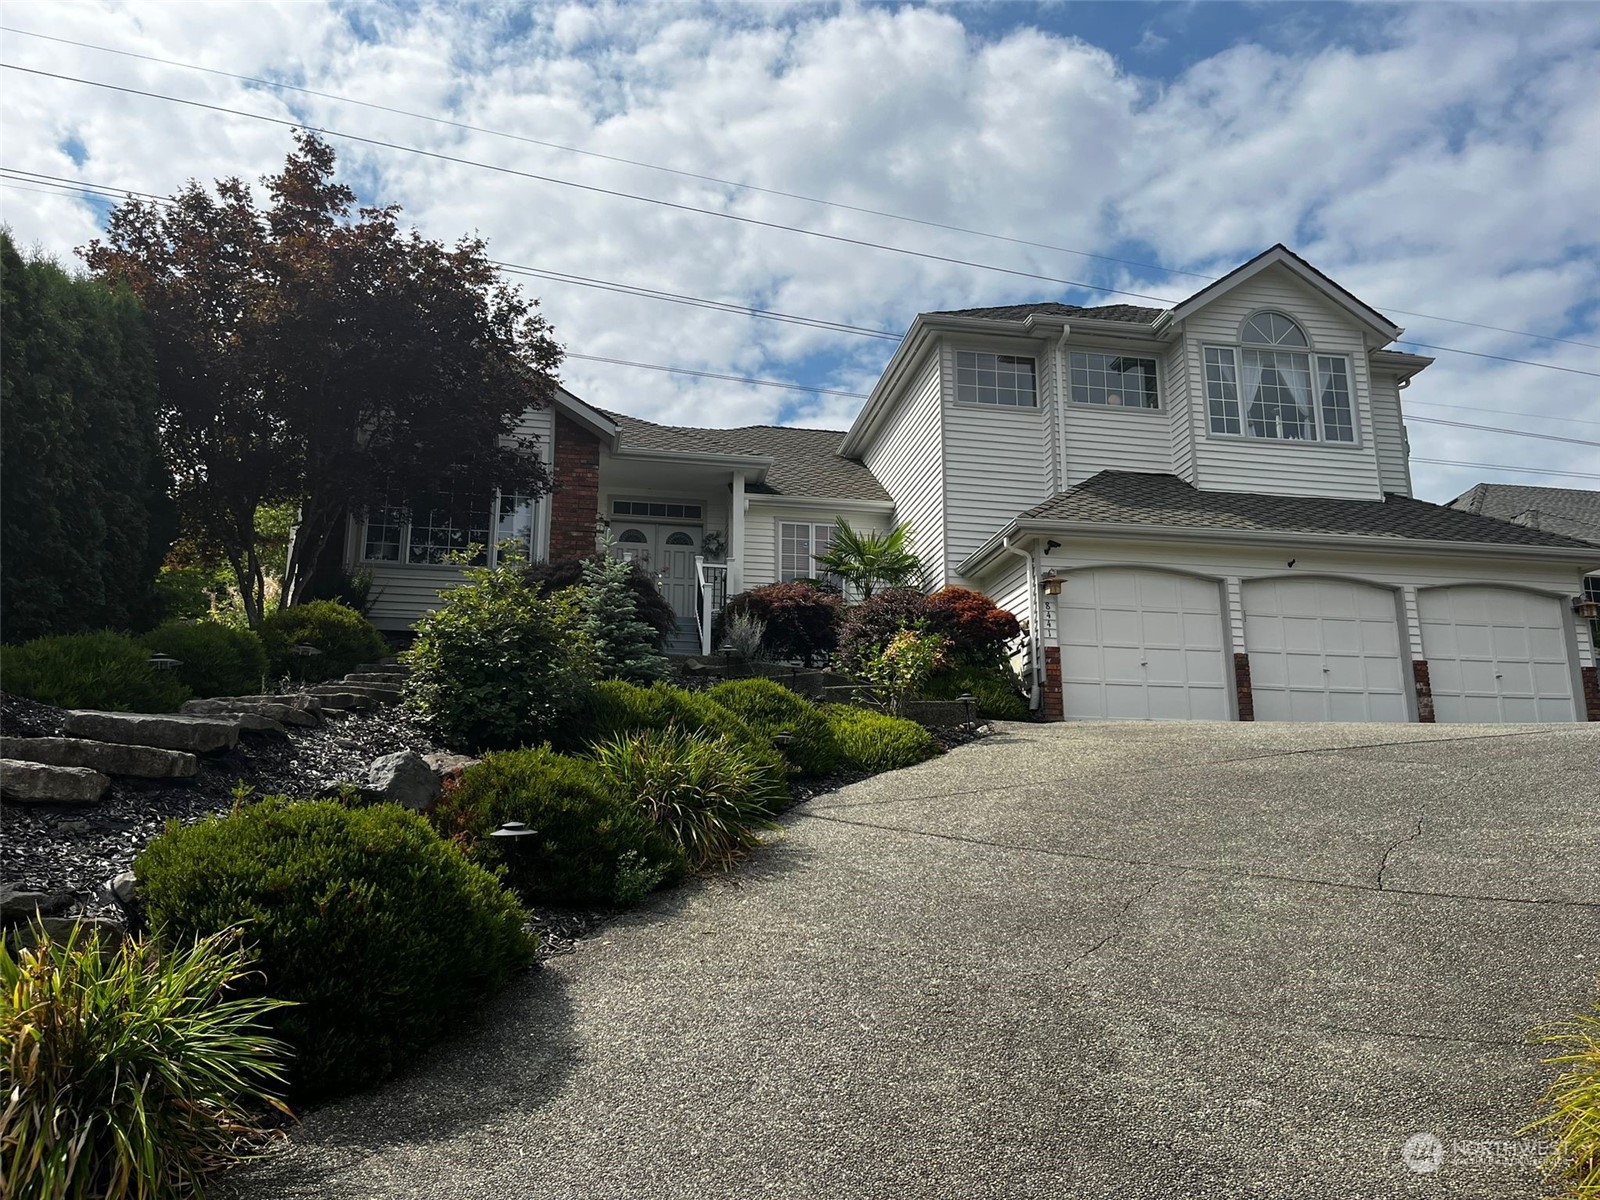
[[618, 528, 648, 543], [664, 532, 696, 546], [1204, 311, 1354, 443]]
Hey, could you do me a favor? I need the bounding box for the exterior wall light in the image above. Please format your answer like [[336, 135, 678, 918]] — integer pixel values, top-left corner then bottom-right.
[[1041, 570, 1063, 597], [1572, 596, 1600, 620]]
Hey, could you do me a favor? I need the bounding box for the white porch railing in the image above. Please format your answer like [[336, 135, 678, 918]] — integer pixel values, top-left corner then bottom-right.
[[695, 556, 729, 656]]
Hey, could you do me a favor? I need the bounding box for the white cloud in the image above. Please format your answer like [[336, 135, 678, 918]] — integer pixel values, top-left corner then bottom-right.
[[1, 0, 1596, 502]]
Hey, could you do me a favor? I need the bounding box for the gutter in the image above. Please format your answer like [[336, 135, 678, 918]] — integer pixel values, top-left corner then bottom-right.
[[610, 445, 773, 480], [959, 518, 1600, 577], [744, 494, 895, 513]]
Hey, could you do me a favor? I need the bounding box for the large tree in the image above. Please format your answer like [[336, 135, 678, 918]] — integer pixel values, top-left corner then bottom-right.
[[82, 133, 561, 623], [1, 232, 174, 642]]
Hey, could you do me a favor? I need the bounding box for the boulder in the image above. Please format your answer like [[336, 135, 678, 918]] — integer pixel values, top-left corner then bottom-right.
[[1, 759, 111, 804], [307, 690, 377, 710], [361, 749, 441, 811], [0, 884, 74, 925], [181, 698, 319, 727], [230, 712, 288, 735], [64, 711, 240, 754], [199, 694, 324, 714], [316, 682, 401, 703], [0, 736, 198, 779], [110, 872, 139, 907], [423, 751, 481, 778], [344, 672, 410, 686], [13, 915, 124, 951]]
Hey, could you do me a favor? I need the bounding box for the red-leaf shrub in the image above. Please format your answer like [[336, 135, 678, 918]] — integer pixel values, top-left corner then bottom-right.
[[923, 587, 1021, 663], [835, 587, 928, 673], [718, 582, 843, 665]]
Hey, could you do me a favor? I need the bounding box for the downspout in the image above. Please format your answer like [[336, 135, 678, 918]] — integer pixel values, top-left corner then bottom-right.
[[1054, 326, 1071, 492], [999, 537, 1041, 710]]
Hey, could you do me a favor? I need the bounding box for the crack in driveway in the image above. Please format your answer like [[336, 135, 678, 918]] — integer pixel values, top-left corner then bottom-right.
[[1068, 877, 1167, 968], [1376, 817, 1425, 890]]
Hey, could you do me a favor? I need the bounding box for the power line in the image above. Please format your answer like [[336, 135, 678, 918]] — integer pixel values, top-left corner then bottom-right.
[[563, 353, 868, 398], [1403, 415, 1600, 448], [6, 23, 1597, 354], [1410, 457, 1600, 481], [5, 62, 1597, 380], [1404, 399, 1600, 429]]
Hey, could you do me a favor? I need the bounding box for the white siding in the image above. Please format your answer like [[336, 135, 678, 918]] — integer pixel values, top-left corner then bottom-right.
[[511, 405, 555, 445], [1166, 341, 1197, 483], [941, 338, 1055, 581], [366, 563, 470, 632], [978, 551, 1035, 691], [864, 350, 946, 586], [1369, 371, 1412, 496], [743, 506, 892, 589], [1061, 398, 1173, 485], [1182, 267, 1385, 500]]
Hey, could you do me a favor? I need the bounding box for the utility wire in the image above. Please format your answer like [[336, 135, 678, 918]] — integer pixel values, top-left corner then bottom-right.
[[1410, 458, 1600, 481], [5, 61, 1598, 380], [6, 22, 1597, 353], [1404, 399, 1600, 429], [563, 353, 867, 398], [1402, 416, 1600, 448]]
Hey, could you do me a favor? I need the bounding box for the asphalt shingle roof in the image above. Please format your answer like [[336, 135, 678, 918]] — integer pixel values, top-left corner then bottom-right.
[[1448, 484, 1600, 546], [1017, 472, 1599, 550], [929, 301, 1163, 326], [605, 411, 890, 502]]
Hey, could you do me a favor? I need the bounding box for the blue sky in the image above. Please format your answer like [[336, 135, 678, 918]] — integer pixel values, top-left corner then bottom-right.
[[2, 1, 1597, 501]]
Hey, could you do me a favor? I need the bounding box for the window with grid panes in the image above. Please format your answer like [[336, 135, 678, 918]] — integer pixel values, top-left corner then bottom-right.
[[1068, 351, 1159, 408], [955, 351, 1037, 407], [1204, 312, 1356, 443]]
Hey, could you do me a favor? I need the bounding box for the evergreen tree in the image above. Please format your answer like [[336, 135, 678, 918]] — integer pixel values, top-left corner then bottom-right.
[[580, 550, 669, 683]]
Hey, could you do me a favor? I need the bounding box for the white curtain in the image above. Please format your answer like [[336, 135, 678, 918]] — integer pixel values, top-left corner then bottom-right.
[[1241, 351, 1264, 431], [1282, 353, 1313, 415]]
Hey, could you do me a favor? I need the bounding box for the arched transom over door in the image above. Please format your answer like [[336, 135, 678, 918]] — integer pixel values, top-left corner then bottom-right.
[[1241, 578, 1407, 722], [1057, 568, 1229, 720], [1418, 587, 1578, 723]]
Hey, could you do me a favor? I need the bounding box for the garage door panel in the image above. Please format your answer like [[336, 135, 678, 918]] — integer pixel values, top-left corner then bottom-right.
[[1243, 578, 1407, 723], [1181, 612, 1221, 647], [1100, 609, 1141, 645], [1101, 646, 1147, 681], [1137, 573, 1180, 609], [1418, 586, 1577, 723], [1184, 649, 1227, 686]]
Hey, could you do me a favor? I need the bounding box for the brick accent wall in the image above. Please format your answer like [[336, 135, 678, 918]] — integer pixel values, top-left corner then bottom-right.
[[548, 412, 601, 562], [1583, 666, 1600, 722], [1233, 652, 1254, 722], [1411, 660, 1436, 723], [1042, 647, 1064, 722]]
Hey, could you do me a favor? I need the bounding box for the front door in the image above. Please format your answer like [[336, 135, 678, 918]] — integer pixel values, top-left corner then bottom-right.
[[611, 524, 701, 625]]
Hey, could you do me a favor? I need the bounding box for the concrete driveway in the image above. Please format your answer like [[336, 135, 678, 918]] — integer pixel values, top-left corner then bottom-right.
[[224, 721, 1599, 1200]]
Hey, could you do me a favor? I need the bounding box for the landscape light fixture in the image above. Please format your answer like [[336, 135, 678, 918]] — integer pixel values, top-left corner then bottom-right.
[[956, 693, 976, 729], [1040, 570, 1063, 597], [490, 822, 538, 858], [147, 653, 182, 672], [772, 731, 795, 752]]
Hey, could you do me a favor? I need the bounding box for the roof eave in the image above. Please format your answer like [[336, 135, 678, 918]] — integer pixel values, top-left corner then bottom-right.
[[746, 493, 895, 511], [611, 445, 773, 480]]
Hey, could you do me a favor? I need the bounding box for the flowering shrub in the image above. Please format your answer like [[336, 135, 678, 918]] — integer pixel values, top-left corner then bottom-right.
[[923, 587, 1021, 665], [854, 628, 949, 717]]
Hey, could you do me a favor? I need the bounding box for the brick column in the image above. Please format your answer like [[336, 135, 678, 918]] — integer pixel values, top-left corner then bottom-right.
[[1411, 660, 1436, 723], [1232, 652, 1254, 722], [1583, 666, 1600, 722], [1042, 646, 1064, 721], [548, 412, 601, 561]]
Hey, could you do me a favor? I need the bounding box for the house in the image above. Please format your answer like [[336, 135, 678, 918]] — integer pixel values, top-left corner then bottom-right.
[[342, 245, 1600, 723]]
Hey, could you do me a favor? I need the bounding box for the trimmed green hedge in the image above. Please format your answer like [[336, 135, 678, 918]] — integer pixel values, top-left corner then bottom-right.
[[136, 799, 535, 1100], [140, 619, 269, 699], [824, 705, 941, 773], [258, 600, 388, 683], [704, 677, 839, 777], [0, 630, 192, 712], [432, 747, 682, 907], [922, 664, 1030, 721]]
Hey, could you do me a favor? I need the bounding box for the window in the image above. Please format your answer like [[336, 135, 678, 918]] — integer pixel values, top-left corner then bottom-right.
[[494, 493, 539, 564], [612, 500, 703, 520], [779, 521, 838, 583], [1205, 312, 1356, 443], [1069, 351, 1159, 408], [361, 480, 533, 567], [407, 483, 492, 565], [955, 350, 1037, 407], [664, 531, 696, 546]]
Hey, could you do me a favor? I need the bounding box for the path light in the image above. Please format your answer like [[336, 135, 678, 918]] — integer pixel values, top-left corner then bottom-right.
[[147, 653, 182, 672], [772, 730, 795, 753], [1040, 570, 1062, 597], [956, 693, 976, 729], [490, 822, 538, 860], [290, 642, 323, 683]]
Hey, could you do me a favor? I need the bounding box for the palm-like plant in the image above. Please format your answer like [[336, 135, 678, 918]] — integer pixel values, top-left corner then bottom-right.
[[814, 520, 925, 600]]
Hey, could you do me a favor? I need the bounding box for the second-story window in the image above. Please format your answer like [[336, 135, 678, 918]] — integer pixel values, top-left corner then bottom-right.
[[1069, 351, 1159, 408], [1204, 311, 1356, 443], [956, 350, 1037, 407]]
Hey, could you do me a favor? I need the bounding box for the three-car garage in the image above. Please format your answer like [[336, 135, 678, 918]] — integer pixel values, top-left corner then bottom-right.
[[1052, 567, 1589, 724]]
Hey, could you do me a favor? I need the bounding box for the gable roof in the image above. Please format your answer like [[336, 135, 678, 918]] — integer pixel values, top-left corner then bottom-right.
[[927, 301, 1163, 326], [1013, 472, 1595, 548], [603, 411, 891, 502], [1448, 483, 1600, 546]]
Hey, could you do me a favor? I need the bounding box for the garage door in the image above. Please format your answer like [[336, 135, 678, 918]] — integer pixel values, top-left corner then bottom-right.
[[1418, 587, 1578, 722], [1243, 578, 1408, 722], [1058, 568, 1229, 719]]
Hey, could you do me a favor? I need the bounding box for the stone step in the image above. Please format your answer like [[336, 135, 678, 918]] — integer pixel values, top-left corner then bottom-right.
[[311, 684, 399, 704], [202, 693, 325, 714], [180, 699, 320, 727], [1, 759, 111, 804], [343, 672, 409, 686], [351, 662, 408, 677], [305, 690, 378, 710], [63, 711, 240, 754], [0, 736, 197, 779], [231, 713, 288, 735]]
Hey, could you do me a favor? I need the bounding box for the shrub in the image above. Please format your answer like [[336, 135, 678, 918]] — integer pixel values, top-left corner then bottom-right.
[[706, 678, 839, 777], [824, 705, 941, 773], [853, 628, 949, 717], [923, 664, 1031, 721], [572, 681, 789, 810], [592, 728, 773, 870], [525, 557, 674, 648], [136, 799, 536, 1099], [431, 747, 682, 907], [140, 619, 270, 698], [721, 611, 767, 660], [0, 924, 291, 1200], [0, 630, 192, 712], [403, 565, 594, 752], [813, 519, 926, 598], [257, 599, 388, 682], [719, 582, 843, 665], [580, 551, 669, 683], [1523, 985, 1600, 1197], [923, 587, 1021, 664], [835, 587, 928, 674]]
